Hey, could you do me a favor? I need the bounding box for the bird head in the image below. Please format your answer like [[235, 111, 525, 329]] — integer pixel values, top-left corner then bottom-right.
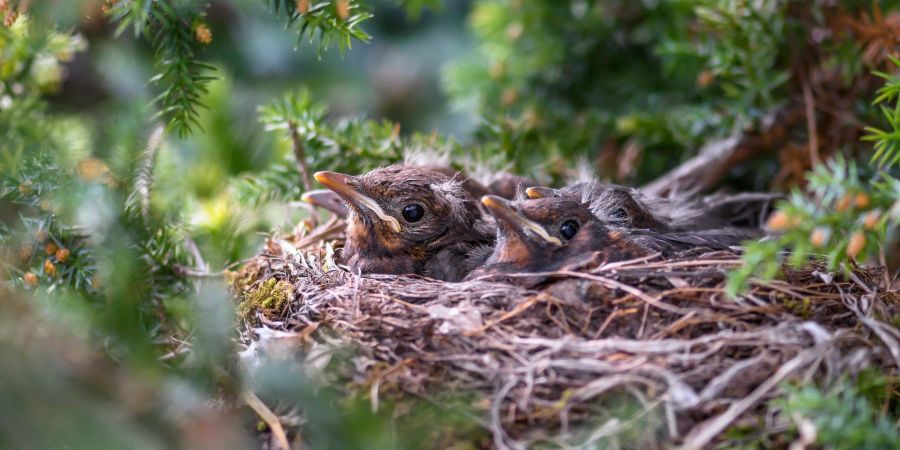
[[314, 165, 491, 277], [526, 183, 671, 231], [478, 195, 647, 274]]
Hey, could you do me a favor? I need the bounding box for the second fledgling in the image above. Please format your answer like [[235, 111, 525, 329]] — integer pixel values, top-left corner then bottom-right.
[[469, 195, 755, 278]]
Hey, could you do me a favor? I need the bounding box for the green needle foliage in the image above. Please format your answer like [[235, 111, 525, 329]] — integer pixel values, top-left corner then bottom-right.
[[781, 374, 900, 449], [108, 0, 378, 136], [244, 88, 472, 205], [729, 57, 900, 295], [867, 57, 900, 169], [266, 0, 374, 55], [1, 14, 197, 363], [243, 89, 404, 204], [107, 0, 218, 137], [443, 0, 803, 182]]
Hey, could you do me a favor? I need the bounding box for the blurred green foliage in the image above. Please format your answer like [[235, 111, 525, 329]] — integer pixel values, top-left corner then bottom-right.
[[107, 0, 219, 137], [781, 373, 900, 449], [443, 0, 799, 182]]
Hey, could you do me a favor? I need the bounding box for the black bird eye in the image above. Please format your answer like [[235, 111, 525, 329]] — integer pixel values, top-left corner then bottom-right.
[[559, 220, 579, 240], [609, 207, 628, 220], [402, 203, 425, 223]]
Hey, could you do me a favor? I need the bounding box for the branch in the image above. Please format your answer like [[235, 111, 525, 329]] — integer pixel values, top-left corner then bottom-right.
[[133, 124, 166, 220], [642, 103, 805, 197], [288, 120, 312, 191], [679, 344, 826, 449], [241, 389, 291, 450]]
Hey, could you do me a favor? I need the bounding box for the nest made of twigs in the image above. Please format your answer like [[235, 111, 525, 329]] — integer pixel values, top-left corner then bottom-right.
[[232, 215, 900, 449]]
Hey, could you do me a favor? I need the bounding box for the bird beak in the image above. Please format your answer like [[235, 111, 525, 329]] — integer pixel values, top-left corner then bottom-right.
[[301, 189, 349, 218], [481, 195, 562, 246], [314, 171, 401, 232], [525, 186, 559, 199]]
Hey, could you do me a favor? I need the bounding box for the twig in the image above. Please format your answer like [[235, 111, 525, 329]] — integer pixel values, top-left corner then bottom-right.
[[490, 378, 523, 450], [802, 80, 820, 165], [242, 389, 292, 450], [679, 345, 825, 450], [643, 104, 804, 196], [133, 124, 166, 220], [288, 120, 312, 191], [464, 294, 548, 336]]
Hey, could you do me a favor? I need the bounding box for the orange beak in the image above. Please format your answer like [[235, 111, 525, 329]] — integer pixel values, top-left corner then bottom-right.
[[481, 195, 561, 245], [314, 171, 401, 232], [524, 186, 559, 200]]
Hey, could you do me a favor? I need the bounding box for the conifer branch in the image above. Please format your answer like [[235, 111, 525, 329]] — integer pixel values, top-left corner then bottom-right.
[[265, 0, 373, 55], [130, 125, 166, 221], [108, 0, 217, 137]]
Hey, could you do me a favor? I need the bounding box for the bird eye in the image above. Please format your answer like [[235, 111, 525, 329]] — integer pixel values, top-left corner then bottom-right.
[[609, 207, 628, 220], [402, 203, 425, 223], [559, 220, 579, 240]]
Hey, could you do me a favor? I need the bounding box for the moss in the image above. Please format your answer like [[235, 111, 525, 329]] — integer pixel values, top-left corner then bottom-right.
[[782, 297, 811, 318], [227, 259, 265, 294], [238, 278, 293, 318]]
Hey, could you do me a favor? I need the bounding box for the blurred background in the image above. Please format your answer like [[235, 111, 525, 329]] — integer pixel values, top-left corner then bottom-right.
[[2, 0, 900, 448], [34, 0, 480, 265]]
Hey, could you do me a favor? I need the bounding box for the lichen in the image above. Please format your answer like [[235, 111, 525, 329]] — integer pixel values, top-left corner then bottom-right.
[[782, 297, 811, 319]]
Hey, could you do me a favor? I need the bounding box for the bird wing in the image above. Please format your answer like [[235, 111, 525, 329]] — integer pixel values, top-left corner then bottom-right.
[[627, 228, 760, 255]]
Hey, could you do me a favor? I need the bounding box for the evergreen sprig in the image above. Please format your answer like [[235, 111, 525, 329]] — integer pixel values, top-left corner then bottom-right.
[[266, 0, 373, 55], [780, 375, 900, 449], [443, 0, 794, 182], [728, 57, 900, 295], [673, 0, 790, 124], [108, 0, 217, 137], [239, 89, 405, 205], [0, 16, 196, 355], [865, 55, 900, 169]]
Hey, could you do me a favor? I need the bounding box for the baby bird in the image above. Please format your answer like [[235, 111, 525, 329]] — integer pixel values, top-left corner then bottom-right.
[[470, 195, 646, 276], [487, 172, 539, 200], [314, 165, 495, 281], [470, 195, 753, 277], [304, 168, 535, 218], [525, 183, 777, 231]]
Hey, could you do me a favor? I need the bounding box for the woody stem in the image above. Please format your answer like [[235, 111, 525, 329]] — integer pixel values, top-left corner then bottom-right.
[[288, 119, 312, 191]]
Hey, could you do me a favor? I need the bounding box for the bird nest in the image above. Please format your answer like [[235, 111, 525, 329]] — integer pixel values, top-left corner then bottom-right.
[[232, 216, 900, 449]]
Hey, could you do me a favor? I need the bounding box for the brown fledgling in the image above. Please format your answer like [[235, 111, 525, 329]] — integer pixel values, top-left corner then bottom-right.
[[525, 182, 779, 231], [488, 172, 539, 200], [413, 164, 537, 200], [468, 195, 646, 277], [303, 166, 525, 219], [469, 195, 755, 277], [314, 165, 495, 281]]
